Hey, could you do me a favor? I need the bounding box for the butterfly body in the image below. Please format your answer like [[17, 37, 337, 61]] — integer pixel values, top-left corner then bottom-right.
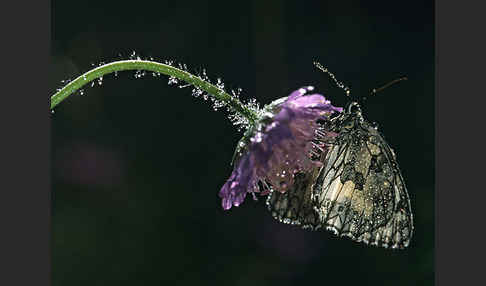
[[267, 101, 413, 249]]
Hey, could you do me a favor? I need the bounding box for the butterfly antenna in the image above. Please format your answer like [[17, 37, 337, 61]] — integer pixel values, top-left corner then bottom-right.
[[370, 76, 408, 96], [313, 61, 351, 97]]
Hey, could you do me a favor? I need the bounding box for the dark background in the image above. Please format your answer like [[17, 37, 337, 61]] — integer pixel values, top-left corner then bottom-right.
[[51, 0, 434, 285]]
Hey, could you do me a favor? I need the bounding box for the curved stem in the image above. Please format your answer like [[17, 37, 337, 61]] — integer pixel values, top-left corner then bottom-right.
[[50, 60, 258, 122]]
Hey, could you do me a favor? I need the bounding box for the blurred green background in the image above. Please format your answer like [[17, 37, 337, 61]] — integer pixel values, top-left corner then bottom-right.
[[51, 0, 434, 285]]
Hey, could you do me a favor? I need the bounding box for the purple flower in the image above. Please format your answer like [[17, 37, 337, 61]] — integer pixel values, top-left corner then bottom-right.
[[219, 86, 343, 210]]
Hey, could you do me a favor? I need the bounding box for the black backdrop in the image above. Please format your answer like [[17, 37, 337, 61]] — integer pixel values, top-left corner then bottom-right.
[[51, 1, 434, 285]]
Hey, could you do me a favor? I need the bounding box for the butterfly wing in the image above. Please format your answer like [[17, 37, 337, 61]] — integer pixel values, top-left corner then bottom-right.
[[266, 154, 326, 230], [312, 119, 413, 249]]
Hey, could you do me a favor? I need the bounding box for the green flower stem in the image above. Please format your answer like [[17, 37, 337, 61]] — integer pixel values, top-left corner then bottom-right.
[[50, 60, 258, 122]]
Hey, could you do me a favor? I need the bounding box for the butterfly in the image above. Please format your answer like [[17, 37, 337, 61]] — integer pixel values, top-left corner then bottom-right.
[[266, 63, 413, 249]]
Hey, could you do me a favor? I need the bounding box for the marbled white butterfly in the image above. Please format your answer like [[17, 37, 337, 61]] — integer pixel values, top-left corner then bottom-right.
[[266, 63, 413, 249]]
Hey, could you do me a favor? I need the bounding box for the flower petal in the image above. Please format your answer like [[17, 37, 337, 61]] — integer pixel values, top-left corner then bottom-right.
[[219, 87, 343, 210]]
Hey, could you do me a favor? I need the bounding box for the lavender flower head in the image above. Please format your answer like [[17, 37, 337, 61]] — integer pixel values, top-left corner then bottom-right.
[[219, 86, 343, 210]]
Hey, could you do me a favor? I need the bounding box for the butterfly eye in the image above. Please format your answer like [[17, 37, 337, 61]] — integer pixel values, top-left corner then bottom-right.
[[347, 102, 361, 114]]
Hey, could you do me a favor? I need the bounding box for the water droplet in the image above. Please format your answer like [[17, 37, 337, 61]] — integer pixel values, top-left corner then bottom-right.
[[191, 88, 203, 98], [216, 78, 225, 90], [168, 76, 178, 85], [133, 70, 145, 78]]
